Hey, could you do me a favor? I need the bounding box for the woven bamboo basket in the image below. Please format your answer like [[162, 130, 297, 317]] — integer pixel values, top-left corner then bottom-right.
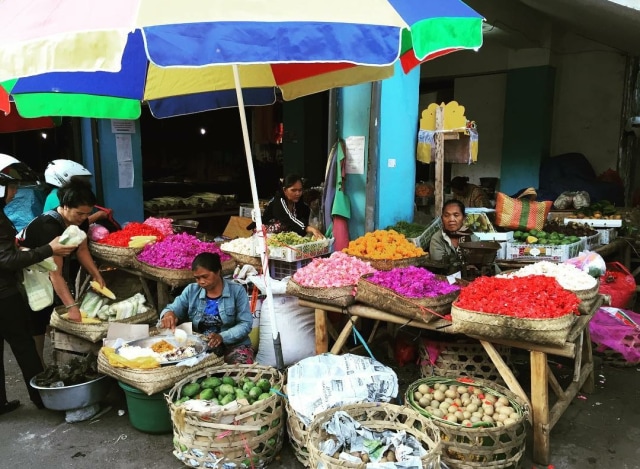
[[307, 402, 441, 469], [451, 303, 576, 346], [284, 387, 311, 467], [353, 254, 429, 271], [166, 364, 285, 468], [405, 376, 528, 469], [223, 250, 263, 270], [356, 274, 459, 323], [419, 337, 512, 384], [285, 278, 355, 308], [573, 280, 601, 315], [97, 350, 223, 395], [88, 241, 142, 268], [50, 306, 158, 343]]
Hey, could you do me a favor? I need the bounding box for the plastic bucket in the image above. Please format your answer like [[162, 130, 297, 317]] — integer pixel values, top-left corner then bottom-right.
[[118, 381, 172, 434]]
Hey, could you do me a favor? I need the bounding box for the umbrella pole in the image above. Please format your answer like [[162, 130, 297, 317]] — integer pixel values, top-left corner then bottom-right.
[[232, 65, 284, 371]]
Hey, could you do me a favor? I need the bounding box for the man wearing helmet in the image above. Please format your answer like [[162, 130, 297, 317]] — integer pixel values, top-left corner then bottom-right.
[[0, 154, 76, 415], [43, 159, 109, 225]]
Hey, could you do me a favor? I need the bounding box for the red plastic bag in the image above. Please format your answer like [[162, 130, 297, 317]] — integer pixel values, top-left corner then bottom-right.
[[599, 262, 637, 308], [394, 333, 417, 367]]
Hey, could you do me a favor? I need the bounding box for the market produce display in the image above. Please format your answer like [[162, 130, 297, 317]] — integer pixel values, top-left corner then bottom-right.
[[573, 200, 620, 219], [455, 276, 580, 318], [78, 291, 150, 321], [144, 192, 237, 212], [137, 232, 231, 269], [343, 229, 425, 260], [543, 219, 597, 237], [142, 216, 174, 236], [267, 231, 333, 261], [173, 375, 276, 408], [98, 222, 165, 247], [385, 221, 426, 239], [465, 212, 494, 233], [511, 229, 582, 245], [292, 251, 376, 288], [220, 236, 256, 256], [497, 261, 597, 291], [366, 266, 458, 298], [407, 380, 522, 427]]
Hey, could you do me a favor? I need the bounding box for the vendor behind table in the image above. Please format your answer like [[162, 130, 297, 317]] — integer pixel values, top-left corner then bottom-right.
[[450, 176, 492, 208], [159, 252, 254, 365], [429, 199, 478, 275], [252, 174, 324, 239]]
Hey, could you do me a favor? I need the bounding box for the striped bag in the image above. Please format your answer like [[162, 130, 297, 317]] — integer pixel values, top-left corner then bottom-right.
[[494, 191, 552, 231]]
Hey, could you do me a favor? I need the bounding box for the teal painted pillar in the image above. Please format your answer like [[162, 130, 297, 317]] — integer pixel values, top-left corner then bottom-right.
[[81, 118, 144, 223], [376, 62, 420, 228], [500, 66, 555, 196], [337, 84, 371, 239]]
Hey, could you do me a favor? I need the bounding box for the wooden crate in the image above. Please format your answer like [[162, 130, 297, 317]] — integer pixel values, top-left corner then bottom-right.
[[51, 328, 102, 365]]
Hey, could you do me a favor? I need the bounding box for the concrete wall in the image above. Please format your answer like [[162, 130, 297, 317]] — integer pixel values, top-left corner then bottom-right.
[[420, 31, 627, 186]]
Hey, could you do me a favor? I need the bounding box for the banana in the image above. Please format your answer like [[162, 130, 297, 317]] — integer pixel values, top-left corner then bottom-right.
[[90, 281, 116, 300]]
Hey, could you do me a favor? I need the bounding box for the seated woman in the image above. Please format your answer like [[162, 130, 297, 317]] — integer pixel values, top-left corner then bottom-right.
[[261, 174, 324, 238], [159, 252, 254, 364], [429, 199, 478, 274], [450, 176, 492, 208]]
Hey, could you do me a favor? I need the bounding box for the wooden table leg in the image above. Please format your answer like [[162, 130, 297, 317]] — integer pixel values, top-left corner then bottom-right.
[[315, 308, 329, 354], [531, 350, 550, 465], [156, 282, 170, 312], [581, 327, 595, 393], [330, 316, 359, 354]]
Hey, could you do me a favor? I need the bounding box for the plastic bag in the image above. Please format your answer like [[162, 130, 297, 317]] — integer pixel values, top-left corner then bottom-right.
[[553, 191, 576, 209], [573, 191, 591, 209], [22, 265, 54, 311], [563, 250, 607, 278], [589, 307, 640, 364], [599, 262, 637, 308], [59, 225, 87, 246]]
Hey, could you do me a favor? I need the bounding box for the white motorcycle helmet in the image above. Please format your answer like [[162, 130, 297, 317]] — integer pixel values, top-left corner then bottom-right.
[[0, 153, 39, 198], [44, 159, 92, 187]]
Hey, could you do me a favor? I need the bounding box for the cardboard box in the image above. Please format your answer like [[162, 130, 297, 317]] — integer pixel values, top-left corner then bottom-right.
[[223, 216, 253, 239]]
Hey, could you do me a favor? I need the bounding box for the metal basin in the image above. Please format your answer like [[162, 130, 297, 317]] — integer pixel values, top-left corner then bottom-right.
[[30, 374, 112, 411]]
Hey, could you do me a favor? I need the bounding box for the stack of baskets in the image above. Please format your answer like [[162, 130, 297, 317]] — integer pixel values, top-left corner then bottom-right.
[[166, 364, 284, 468], [405, 376, 528, 469]]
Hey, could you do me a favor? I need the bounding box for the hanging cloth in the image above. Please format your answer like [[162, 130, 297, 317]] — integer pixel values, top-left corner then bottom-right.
[[331, 140, 351, 251]]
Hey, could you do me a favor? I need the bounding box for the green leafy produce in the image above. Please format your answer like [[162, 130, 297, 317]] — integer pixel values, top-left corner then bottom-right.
[[199, 388, 214, 400], [385, 221, 426, 239], [181, 383, 201, 398], [248, 386, 262, 399], [219, 393, 235, 406], [242, 380, 255, 393], [267, 231, 309, 246]]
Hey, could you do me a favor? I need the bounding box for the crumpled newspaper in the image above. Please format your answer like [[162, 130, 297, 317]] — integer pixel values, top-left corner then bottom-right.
[[319, 411, 426, 468]]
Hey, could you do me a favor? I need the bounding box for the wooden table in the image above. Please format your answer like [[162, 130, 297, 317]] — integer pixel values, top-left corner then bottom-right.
[[302, 299, 599, 465]]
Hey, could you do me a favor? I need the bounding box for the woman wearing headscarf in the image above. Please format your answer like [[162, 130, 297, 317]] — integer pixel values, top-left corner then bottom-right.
[[0, 154, 75, 414], [429, 199, 478, 274]]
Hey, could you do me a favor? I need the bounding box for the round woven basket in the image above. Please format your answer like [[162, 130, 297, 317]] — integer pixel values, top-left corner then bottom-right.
[[97, 350, 223, 396], [306, 402, 441, 469], [356, 274, 458, 323], [451, 303, 576, 346], [89, 241, 142, 268], [405, 376, 528, 469], [131, 259, 195, 288], [284, 387, 310, 467], [166, 364, 285, 468], [49, 306, 158, 343], [223, 250, 263, 270], [285, 278, 355, 308], [572, 280, 601, 315], [353, 254, 429, 271], [419, 337, 512, 385]]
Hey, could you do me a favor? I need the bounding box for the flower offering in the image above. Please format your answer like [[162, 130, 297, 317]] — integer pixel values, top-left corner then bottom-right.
[[343, 229, 425, 260], [455, 275, 580, 318], [98, 222, 165, 247], [292, 251, 376, 288], [367, 266, 459, 298], [137, 233, 231, 269]]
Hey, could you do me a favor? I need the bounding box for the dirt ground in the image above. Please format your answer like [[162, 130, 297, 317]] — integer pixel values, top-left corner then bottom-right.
[[1, 337, 639, 469]]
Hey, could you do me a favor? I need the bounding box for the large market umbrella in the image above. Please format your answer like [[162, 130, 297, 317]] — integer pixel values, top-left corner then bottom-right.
[[0, 0, 484, 369]]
